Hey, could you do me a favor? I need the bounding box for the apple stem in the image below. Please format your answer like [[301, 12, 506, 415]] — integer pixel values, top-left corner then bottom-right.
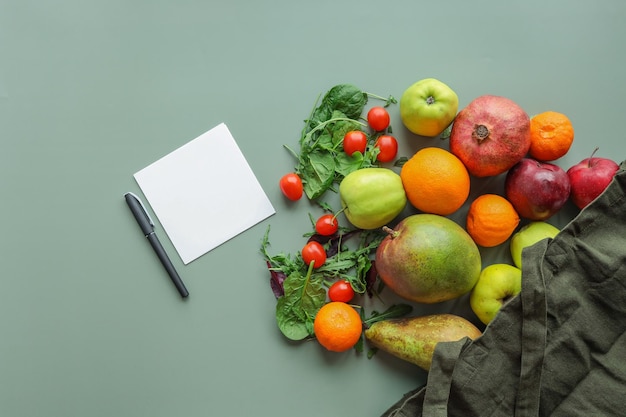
[[587, 146, 600, 168]]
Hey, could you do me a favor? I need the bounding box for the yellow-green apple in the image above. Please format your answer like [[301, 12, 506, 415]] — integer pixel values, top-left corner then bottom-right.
[[339, 168, 407, 230], [567, 148, 619, 209], [505, 158, 571, 220], [399, 78, 458, 137], [509, 221, 560, 268], [470, 263, 522, 325]]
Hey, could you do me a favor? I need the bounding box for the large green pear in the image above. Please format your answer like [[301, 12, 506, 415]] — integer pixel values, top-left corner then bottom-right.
[[339, 168, 407, 230], [365, 314, 482, 370], [376, 214, 481, 303]]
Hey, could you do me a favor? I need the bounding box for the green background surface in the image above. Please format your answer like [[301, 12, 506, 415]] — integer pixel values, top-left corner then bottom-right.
[[1, 1, 624, 416]]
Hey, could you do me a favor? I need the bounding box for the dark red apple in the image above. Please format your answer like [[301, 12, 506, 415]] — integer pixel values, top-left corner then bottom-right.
[[567, 148, 619, 209], [505, 158, 571, 220]]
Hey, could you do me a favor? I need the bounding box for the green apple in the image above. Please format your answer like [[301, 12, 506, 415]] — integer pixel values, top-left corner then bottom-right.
[[339, 168, 407, 230], [399, 78, 459, 137], [510, 221, 560, 268], [470, 263, 522, 325]]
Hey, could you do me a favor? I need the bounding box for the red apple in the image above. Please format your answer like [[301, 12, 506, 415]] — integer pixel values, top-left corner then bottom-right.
[[505, 158, 571, 220], [567, 148, 619, 209]]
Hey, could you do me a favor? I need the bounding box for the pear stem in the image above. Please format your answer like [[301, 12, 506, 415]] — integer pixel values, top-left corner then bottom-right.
[[382, 226, 398, 239]]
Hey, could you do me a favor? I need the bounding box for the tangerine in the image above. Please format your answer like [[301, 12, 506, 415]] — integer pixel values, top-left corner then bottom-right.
[[529, 111, 574, 161], [466, 194, 520, 247], [313, 302, 362, 352], [400, 147, 470, 215]]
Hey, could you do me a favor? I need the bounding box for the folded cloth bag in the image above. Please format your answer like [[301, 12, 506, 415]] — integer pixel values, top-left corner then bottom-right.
[[382, 161, 626, 417]]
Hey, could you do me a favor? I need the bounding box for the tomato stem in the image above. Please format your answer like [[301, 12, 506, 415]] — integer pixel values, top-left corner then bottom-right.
[[333, 207, 346, 223]]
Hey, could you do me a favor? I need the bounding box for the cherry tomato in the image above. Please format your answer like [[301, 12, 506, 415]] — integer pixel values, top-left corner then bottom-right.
[[315, 214, 339, 236], [343, 130, 368, 156], [374, 135, 398, 163], [302, 241, 326, 268], [279, 172, 303, 201], [367, 106, 390, 131], [328, 280, 355, 303]]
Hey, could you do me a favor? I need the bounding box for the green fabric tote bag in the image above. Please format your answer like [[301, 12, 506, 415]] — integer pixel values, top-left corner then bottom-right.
[[382, 161, 626, 417]]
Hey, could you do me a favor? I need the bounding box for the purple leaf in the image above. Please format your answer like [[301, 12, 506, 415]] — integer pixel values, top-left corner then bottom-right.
[[267, 261, 286, 298], [366, 261, 378, 298]]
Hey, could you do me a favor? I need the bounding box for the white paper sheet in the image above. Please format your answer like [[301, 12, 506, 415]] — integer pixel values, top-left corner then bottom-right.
[[133, 123, 275, 264]]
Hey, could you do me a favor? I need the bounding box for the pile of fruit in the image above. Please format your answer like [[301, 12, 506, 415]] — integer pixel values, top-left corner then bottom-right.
[[261, 79, 620, 369]]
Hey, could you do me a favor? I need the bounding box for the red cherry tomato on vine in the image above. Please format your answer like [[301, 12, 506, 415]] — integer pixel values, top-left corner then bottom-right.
[[328, 280, 355, 303], [302, 241, 326, 268], [279, 172, 303, 201], [367, 106, 390, 131], [374, 135, 398, 163], [343, 130, 368, 156], [315, 214, 339, 236]]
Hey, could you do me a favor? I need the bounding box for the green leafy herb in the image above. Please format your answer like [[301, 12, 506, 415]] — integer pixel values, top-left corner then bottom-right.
[[284, 84, 397, 200], [440, 122, 453, 140], [261, 84, 406, 351], [261, 223, 393, 342], [363, 303, 414, 327], [355, 303, 414, 354], [275, 262, 326, 340]]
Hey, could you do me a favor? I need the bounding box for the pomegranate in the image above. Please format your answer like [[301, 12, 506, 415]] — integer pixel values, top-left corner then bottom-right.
[[449, 95, 531, 177]]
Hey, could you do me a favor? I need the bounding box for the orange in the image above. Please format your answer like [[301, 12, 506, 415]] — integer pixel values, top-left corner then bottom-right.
[[313, 302, 362, 352], [400, 147, 470, 215], [529, 111, 574, 161], [466, 194, 520, 247]]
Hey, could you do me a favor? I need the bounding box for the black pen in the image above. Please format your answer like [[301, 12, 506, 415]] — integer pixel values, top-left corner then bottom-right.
[[124, 192, 189, 298]]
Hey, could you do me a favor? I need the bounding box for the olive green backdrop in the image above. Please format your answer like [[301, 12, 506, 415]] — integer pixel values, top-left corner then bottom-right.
[[1, 1, 624, 416]]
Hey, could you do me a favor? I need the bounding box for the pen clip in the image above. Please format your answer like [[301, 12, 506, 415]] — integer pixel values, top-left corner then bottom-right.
[[124, 191, 155, 227]]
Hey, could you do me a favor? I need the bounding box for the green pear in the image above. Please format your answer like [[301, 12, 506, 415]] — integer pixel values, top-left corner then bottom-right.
[[364, 314, 482, 371], [510, 221, 560, 268], [470, 263, 522, 325], [339, 167, 407, 230]]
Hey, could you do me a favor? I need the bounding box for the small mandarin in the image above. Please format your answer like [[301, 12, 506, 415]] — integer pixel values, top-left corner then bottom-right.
[[400, 147, 470, 215], [529, 111, 574, 161], [313, 302, 362, 352], [466, 194, 520, 247]]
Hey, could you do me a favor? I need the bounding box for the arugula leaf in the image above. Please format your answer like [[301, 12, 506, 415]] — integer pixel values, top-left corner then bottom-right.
[[363, 304, 414, 326]]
